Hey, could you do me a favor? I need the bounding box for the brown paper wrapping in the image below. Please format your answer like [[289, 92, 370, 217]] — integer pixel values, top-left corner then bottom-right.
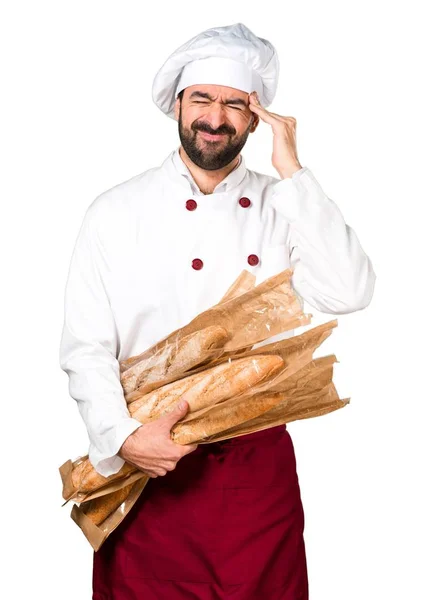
[[61, 318, 334, 505], [120, 269, 312, 398], [71, 477, 150, 551], [62, 267, 311, 502], [60, 267, 349, 551]]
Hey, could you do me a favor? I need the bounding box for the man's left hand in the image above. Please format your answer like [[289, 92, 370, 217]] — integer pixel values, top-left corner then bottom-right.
[[249, 91, 302, 180]]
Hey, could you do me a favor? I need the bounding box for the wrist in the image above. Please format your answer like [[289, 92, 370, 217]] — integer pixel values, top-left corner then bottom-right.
[[278, 163, 302, 179], [118, 426, 141, 460]]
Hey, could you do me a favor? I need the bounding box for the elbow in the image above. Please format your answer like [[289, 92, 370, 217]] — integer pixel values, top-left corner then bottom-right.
[[355, 277, 376, 311], [290, 253, 377, 315], [342, 260, 377, 313], [315, 263, 377, 315]]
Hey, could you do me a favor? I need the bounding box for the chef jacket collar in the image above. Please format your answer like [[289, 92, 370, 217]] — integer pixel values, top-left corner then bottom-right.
[[164, 146, 247, 195]]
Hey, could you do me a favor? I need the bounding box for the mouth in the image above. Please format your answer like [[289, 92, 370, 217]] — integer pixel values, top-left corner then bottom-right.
[[197, 131, 229, 141]]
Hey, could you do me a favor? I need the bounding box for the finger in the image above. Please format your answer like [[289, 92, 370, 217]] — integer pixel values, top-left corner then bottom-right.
[[155, 468, 168, 477], [142, 468, 158, 478], [162, 460, 177, 471], [249, 94, 296, 123], [176, 443, 197, 456], [248, 101, 281, 126], [269, 114, 297, 124], [161, 400, 190, 429], [168, 445, 196, 462], [250, 104, 295, 126], [184, 443, 199, 454]]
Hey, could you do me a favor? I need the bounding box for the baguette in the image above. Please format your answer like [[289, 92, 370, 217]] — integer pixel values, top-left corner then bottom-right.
[[209, 381, 346, 442], [171, 391, 286, 444], [128, 354, 284, 423], [72, 458, 135, 494], [120, 326, 229, 396], [81, 482, 135, 526]]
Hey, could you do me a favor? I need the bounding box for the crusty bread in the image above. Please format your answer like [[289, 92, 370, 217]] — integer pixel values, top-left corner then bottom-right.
[[128, 354, 284, 424], [120, 326, 229, 396], [71, 458, 135, 494], [213, 383, 346, 441], [70, 353, 284, 496], [127, 372, 207, 418], [171, 391, 286, 445], [81, 482, 135, 526], [71, 458, 93, 490]]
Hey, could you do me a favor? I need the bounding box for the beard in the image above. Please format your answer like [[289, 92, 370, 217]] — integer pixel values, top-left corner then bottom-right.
[[178, 104, 253, 171]]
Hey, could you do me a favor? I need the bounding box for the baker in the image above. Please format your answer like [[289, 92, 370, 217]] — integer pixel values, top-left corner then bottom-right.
[[60, 22, 376, 600]]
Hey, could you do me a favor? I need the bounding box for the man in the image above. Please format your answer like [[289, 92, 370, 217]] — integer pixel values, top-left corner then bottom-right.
[[60, 23, 376, 599]]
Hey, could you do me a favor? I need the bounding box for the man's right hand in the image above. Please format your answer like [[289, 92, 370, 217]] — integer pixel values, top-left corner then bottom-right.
[[118, 400, 198, 478]]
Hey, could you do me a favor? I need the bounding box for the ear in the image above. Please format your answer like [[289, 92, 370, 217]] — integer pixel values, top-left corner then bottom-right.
[[250, 113, 259, 133]]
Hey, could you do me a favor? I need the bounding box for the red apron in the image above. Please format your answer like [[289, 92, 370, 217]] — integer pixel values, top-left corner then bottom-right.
[[92, 425, 309, 599]]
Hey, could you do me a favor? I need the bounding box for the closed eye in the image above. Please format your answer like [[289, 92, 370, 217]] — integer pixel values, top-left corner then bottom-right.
[[193, 101, 243, 110]]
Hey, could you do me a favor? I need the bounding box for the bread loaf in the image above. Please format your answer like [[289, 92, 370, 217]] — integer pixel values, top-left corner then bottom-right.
[[72, 458, 135, 494], [128, 354, 284, 424], [171, 391, 286, 444], [81, 482, 136, 525], [209, 382, 345, 442], [120, 326, 229, 396]]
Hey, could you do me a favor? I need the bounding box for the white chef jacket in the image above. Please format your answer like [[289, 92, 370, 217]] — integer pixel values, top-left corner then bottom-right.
[[59, 146, 376, 477]]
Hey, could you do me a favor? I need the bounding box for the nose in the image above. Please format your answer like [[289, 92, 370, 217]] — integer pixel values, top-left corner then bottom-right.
[[204, 104, 230, 132]]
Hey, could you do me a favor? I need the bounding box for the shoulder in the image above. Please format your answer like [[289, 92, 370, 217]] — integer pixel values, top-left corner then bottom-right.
[[92, 165, 162, 214], [84, 163, 166, 236]]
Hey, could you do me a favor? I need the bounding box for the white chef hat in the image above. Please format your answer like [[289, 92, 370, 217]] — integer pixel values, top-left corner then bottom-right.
[[152, 23, 279, 119]]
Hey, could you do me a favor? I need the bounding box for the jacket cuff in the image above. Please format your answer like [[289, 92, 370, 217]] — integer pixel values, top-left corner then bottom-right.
[[88, 417, 143, 477]]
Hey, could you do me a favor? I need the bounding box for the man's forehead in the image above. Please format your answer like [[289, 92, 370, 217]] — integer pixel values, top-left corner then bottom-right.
[[185, 84, 249, 102]]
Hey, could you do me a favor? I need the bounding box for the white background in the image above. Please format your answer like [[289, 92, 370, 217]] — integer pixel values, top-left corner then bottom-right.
[[1, 1, 427, 598]]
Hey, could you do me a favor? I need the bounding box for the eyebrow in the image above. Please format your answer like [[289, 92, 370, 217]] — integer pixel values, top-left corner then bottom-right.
[[188, 91, 248, 107]]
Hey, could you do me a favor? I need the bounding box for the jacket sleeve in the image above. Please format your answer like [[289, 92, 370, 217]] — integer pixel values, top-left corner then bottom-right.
[[59, 200, 142, 477], [270, 167, 376, 314]]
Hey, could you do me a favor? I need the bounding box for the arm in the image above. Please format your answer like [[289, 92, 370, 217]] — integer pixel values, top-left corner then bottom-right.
[[59, 200, 142, 477], [247, 92, 376, 314], [270, 167, 376, 314]]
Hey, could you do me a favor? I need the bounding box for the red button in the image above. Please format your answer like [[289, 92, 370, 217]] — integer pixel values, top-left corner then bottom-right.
[[247, 254, 259, 266], [186, 199, 197, 211], [239, 197, 251, 208], [192, 258, 204, 270]]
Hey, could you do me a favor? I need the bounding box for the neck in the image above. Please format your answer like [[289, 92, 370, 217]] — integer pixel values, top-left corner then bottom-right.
[[179, 146, 240, 195]]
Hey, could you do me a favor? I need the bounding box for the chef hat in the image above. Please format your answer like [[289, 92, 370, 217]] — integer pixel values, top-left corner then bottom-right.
[[152, 23, 279, 119]]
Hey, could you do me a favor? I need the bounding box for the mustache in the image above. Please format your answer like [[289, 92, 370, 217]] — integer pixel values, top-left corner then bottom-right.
[[192, 122, 235, 136]]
